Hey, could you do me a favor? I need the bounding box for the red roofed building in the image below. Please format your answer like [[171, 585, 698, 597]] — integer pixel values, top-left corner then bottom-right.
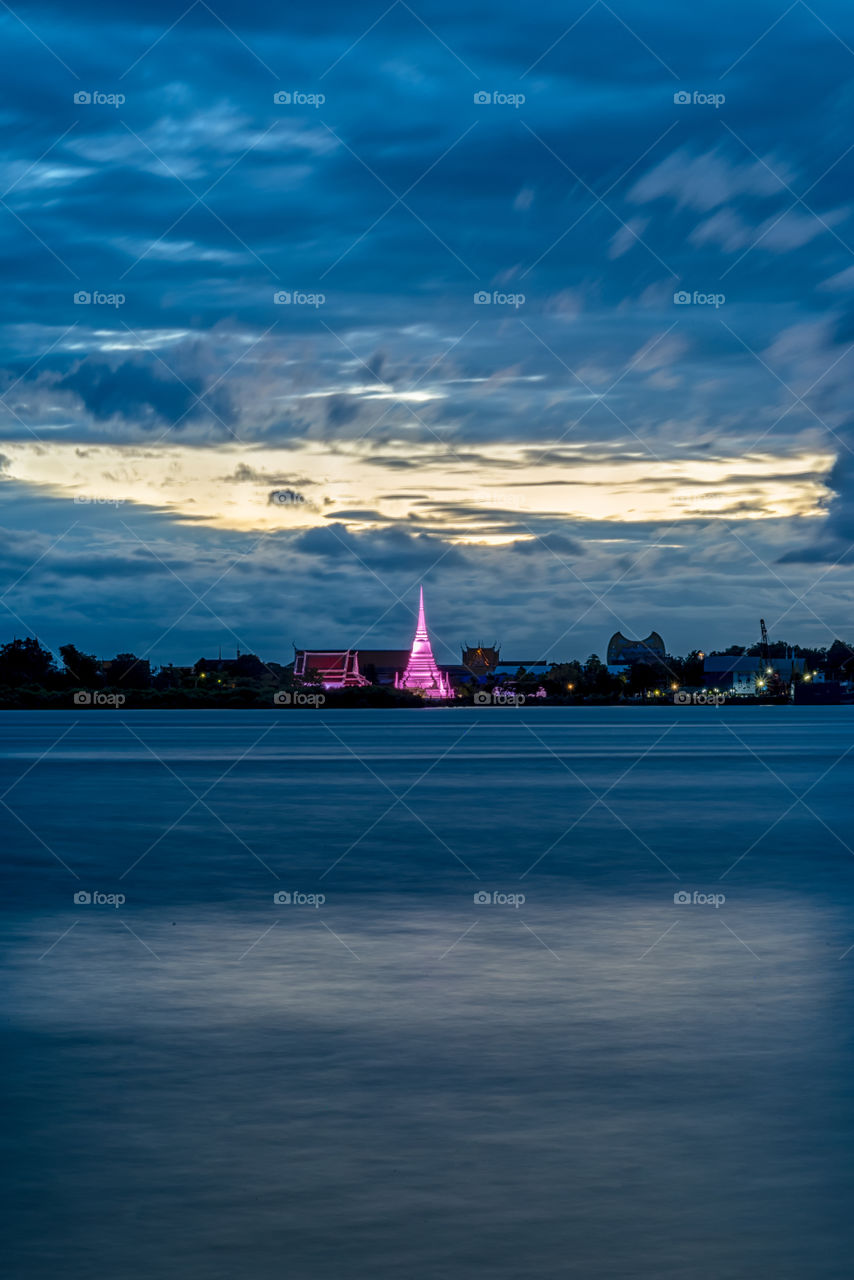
[[292, 649, 368, 689]]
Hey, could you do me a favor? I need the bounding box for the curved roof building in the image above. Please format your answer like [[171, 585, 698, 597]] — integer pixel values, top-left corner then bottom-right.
[[607, 631, 666, 666]]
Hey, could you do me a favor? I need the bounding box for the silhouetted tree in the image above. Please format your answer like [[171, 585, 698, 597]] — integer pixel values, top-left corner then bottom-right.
[[669, 650, 705, 687], [0, 637, 56, 687], [626, 662, 658, 695], [544, 660, 584, 695], [827, 639, 854, 678], [583, 654, 621, 697], [59, 644, 101, 686], [105, 653, 151, 687]]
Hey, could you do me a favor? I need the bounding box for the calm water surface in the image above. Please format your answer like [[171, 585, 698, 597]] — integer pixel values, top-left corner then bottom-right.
[[2, 708, 854, 1279]]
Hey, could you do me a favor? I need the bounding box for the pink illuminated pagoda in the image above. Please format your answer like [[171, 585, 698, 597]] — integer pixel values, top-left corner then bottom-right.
[[395, 586, 454, 699]]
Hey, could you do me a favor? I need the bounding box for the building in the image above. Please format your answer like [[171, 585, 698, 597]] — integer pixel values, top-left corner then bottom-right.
[[355, 650, 411, 686], [702, 653, 805, 695], [394, 587, 454, 699], [295, 588, 462, 694], [461, 645, 500, 677], [292, 649, 368, 689], [606, 631, 666, 674]]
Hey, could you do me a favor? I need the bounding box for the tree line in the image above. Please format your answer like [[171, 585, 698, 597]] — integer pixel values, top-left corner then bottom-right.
[[0, 635, 852, 708]]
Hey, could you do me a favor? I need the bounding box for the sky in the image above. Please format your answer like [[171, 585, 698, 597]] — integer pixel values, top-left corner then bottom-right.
[[1, 0, 854, 666]]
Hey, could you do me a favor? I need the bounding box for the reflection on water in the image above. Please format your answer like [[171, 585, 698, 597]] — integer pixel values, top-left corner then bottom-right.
[[2, 709, 854, 1279]]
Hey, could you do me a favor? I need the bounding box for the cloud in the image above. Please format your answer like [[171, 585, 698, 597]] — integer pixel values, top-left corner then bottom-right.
[[628, 146, 792, 213], [608, 218, 649, 259], [0, 0, 854, 659]]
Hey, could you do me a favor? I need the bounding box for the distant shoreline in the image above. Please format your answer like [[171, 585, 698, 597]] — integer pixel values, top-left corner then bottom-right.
[[1, 693, 850, 711]]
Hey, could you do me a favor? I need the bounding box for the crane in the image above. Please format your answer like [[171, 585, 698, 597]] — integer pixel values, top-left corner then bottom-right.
[[758, 618, 786, 695], [760, 618, 769, 662]]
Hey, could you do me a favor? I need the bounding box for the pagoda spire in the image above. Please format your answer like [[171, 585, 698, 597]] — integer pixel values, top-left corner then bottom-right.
[[395, 585, 454, 699], [415, 585, 427, 640]]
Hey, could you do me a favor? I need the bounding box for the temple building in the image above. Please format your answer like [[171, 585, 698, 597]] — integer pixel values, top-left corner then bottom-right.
[[461, 644, 500, 677], [356, 650, 411, 686], [395, 586, 454, 699], [292, 649, 368, 689]]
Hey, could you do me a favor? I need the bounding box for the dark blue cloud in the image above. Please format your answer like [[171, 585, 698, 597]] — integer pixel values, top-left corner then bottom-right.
[[1, 0, 854, 655]]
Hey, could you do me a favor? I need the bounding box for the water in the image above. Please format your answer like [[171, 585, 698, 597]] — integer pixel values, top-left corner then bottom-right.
[[2, 707, 854, 1279]]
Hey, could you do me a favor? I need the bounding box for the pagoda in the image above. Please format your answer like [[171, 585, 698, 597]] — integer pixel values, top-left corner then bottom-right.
[[395, 586, 454, 699]]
